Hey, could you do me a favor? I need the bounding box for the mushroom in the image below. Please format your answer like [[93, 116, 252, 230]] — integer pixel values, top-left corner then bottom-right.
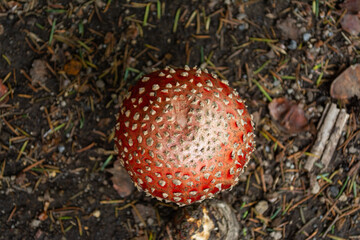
[[0, 79, 9, 104], [162, 200, 240, 239], [114, 66, 255, 206]]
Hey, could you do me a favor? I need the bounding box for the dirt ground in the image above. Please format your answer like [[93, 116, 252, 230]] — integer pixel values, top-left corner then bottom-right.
[[0, 0, 359, 239]]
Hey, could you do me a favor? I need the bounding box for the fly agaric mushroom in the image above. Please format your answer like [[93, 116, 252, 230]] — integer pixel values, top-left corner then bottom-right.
[[114, 66, 255, 206]]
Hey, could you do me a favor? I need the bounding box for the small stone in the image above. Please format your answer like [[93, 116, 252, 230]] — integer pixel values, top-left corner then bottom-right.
[[255, 200, 269, 215], [328, 186, 339, 198], [285, 161, 291, 168], [30, 219, 41, 228], [349, 146, 357, 154], [303, 33, 311, 42], [311, 180, 320, 194], [238, 23, 249, 31], [147, 218, 154, 226], [292, 145, 299, 152], [265, 192, 279, 203], [236, 13, 247, 21], [58, 145, 65, 153], [92, 210, 101, 218], [288, 40, 297, 50], [307, 91, 314, 102], [96, 80, 105, 89], [270, 231, 282, 240], [339, 194, 348, 202]]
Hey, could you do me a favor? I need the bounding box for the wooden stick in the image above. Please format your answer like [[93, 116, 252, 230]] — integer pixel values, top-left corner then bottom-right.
[[321, 109, 349, 170], [305, 103, 339, 171]]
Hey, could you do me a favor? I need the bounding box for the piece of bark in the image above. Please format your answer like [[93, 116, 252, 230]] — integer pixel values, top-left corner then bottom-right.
[[320, 109, 349, 170], [330, 64, 360, 99], [341, 0, 360, 13], [304, 103, 339, 172], [268, 97, 309, 134], [107, 159, 134, 198], [340, 13, 360, 36]]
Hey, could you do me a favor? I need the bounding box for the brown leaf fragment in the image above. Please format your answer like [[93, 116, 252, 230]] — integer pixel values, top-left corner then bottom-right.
[[340, 13, 360, 36], [15, 172, 27, 185], [277, 17, 299, 40], [0, 79, 9, 104], [125, 24, 138, 41], [104, 32, 115, 58], [330, 64, 360, 99], [269, 98, 309, 133], [64, 59, 82, 76], [30, 59, 49, 85], [341, 0, 360, 13], [107, 159, 134, 198]]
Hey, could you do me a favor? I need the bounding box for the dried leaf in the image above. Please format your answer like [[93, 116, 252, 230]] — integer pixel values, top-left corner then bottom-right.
[[125, 24, 138, 41], [0, 79, 9, 104], [107, 159, 134, 198], [64, 59, 82, 76], [30, 59, 48, 85], [277, 17, 299, 40], [269, 98, 309, 133], [330, 64, 360, 99], [340, 13, 360, 36], [341, 0, 360, 13], [38, 212, 48, 221]]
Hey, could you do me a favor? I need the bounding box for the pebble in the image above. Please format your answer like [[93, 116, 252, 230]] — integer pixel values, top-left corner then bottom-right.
[[96, 80, 105, 89], [147, 218, 155, 226], [311, 181, 320, 194], [328, 186, 339, 198], [266, 192, 279, 203], [303, 33, 311, 42], [58, 145, 65, 153], [288, 40, 297, 50], [270, 231, 282, 240], [339, 194, 348, 202], [30, 219, 41, 228], [236, 13, 247, 20], [265, 145, 271, 153], [238, 23, 249, 31], [285, 161, 291, 168], [92, 210, 101, 218], [349, 146, 357, 154], [255, 200, 269, 215], [292, 145, 299, 153], [307, 91, 314, 102]]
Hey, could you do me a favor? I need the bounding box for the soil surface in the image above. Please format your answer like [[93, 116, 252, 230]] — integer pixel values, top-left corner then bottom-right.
[[0, 1, 359, 240]]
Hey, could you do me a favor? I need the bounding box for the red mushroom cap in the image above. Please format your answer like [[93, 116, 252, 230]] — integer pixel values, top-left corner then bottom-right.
[[0, 79, 9, 104], [114, 66, 255, 206]]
